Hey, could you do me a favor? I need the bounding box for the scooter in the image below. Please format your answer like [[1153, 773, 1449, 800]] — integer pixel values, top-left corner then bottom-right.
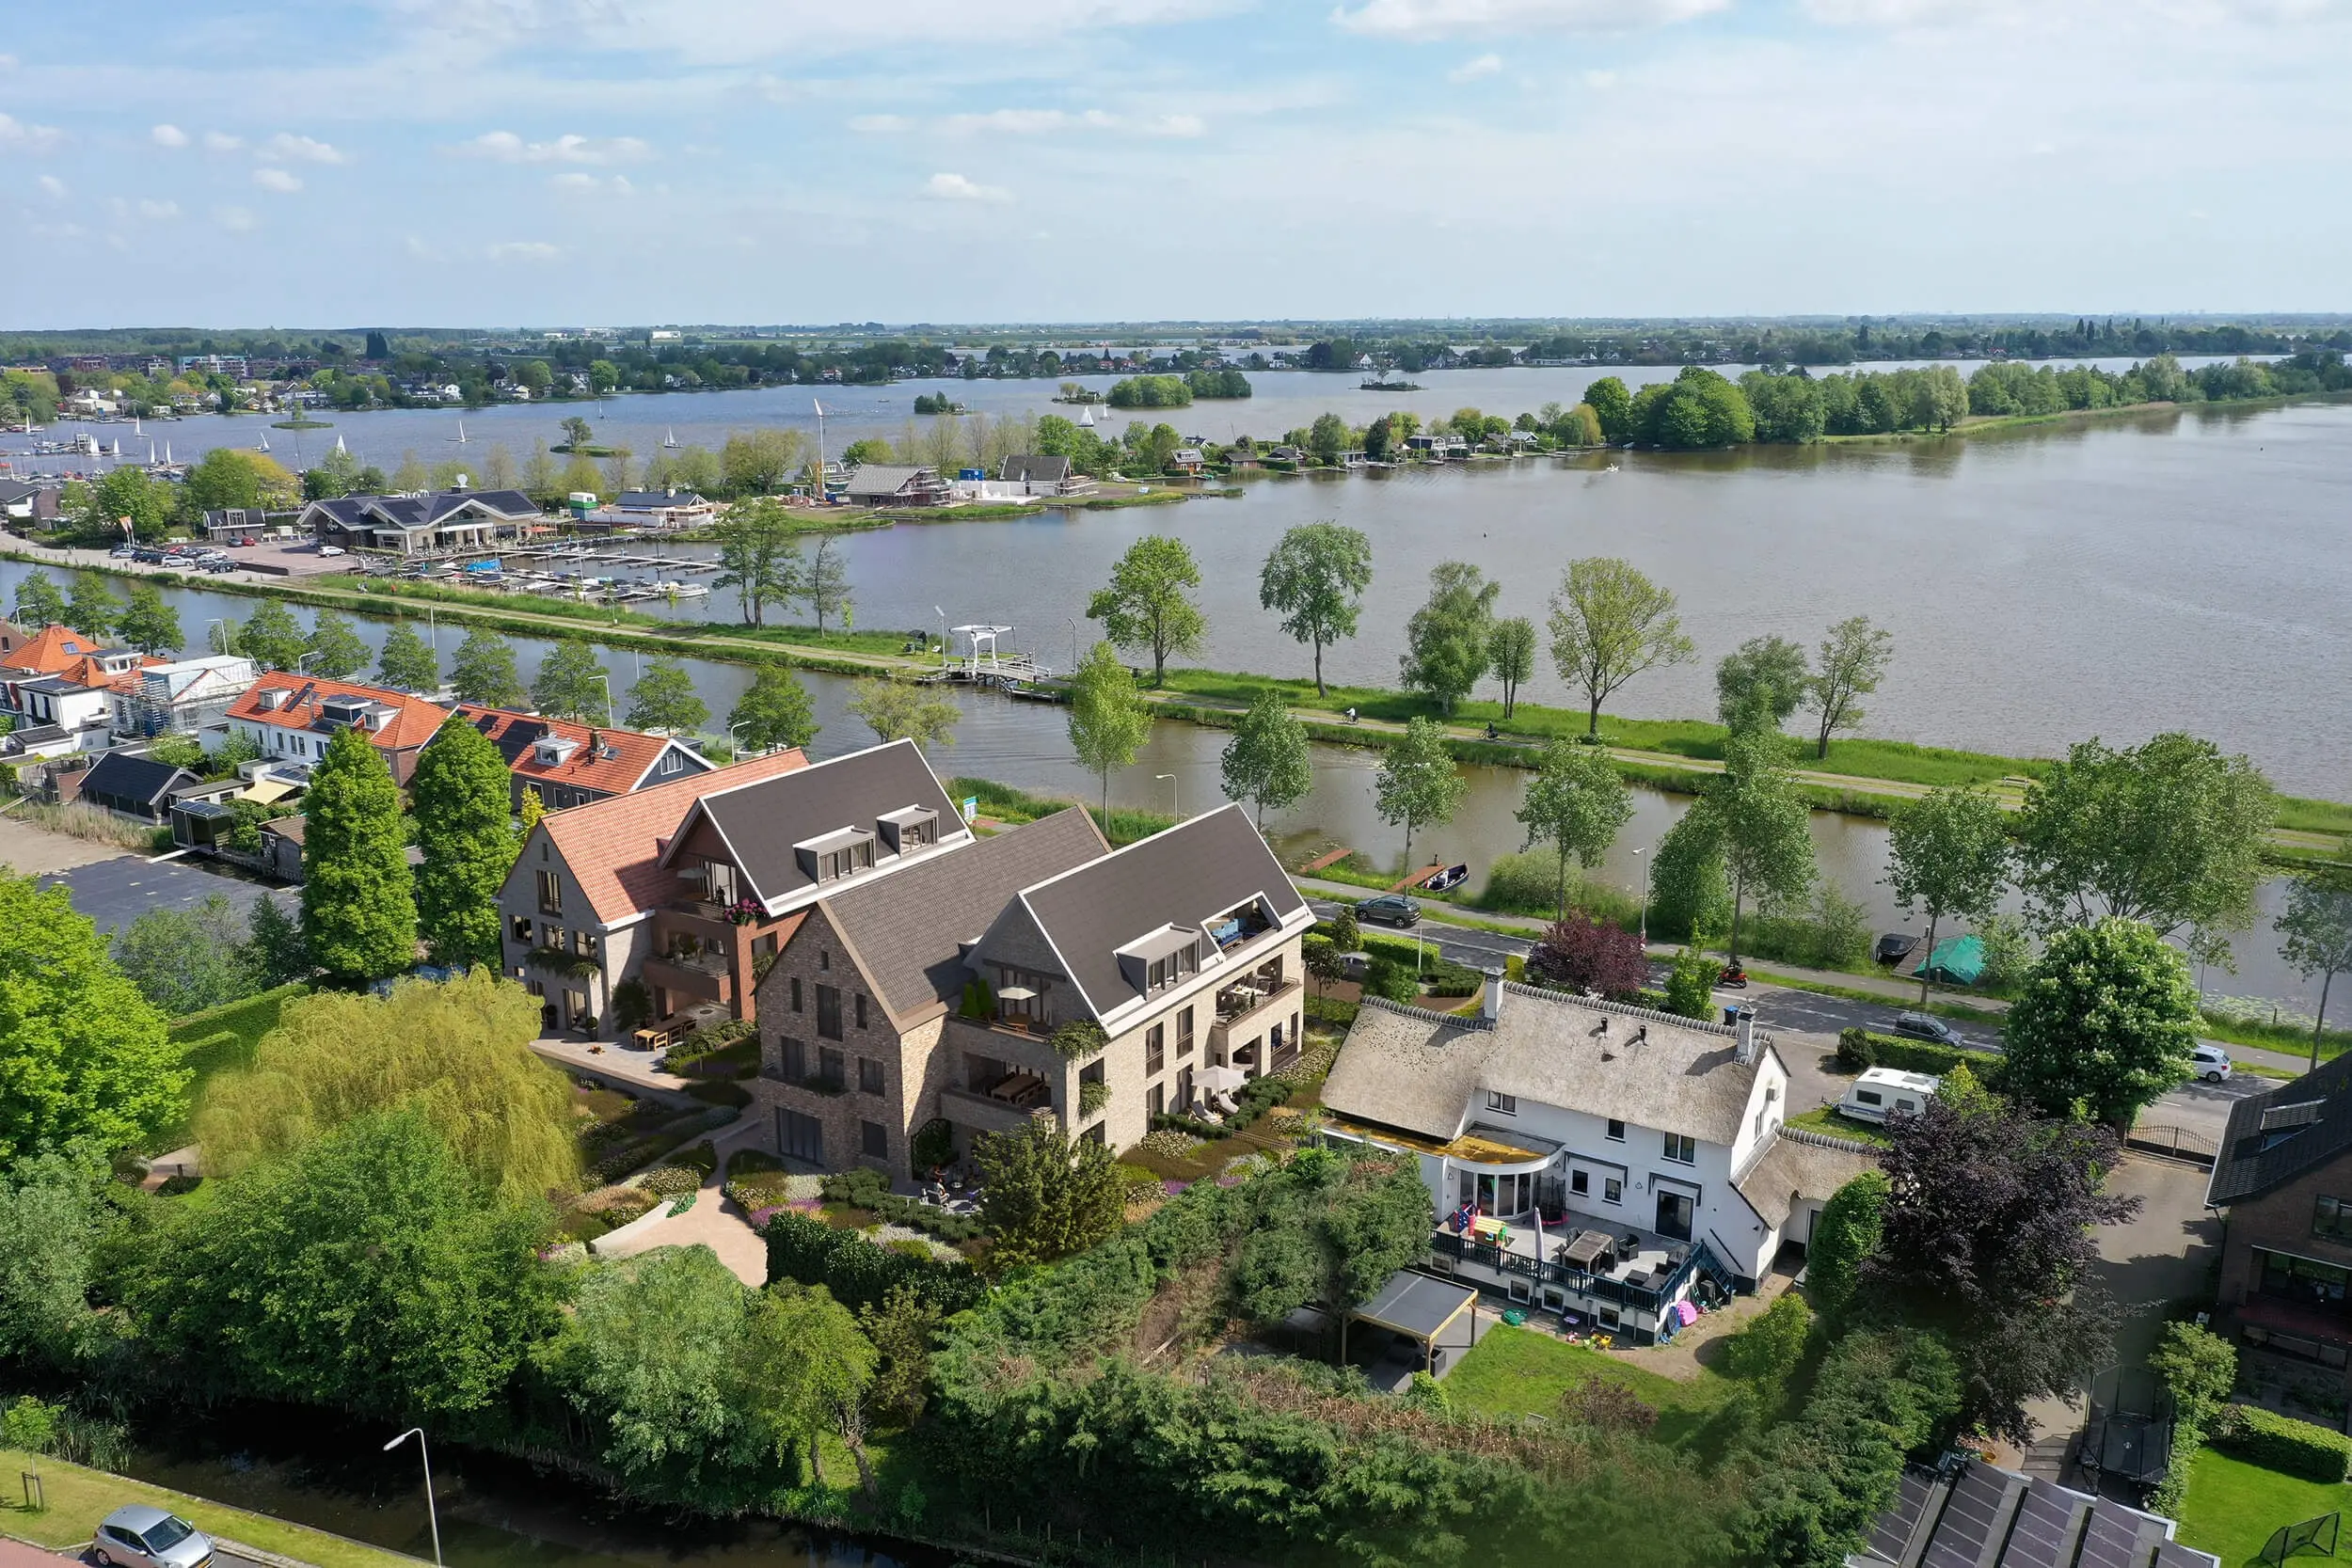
[[1718, 964, 1750, 990]]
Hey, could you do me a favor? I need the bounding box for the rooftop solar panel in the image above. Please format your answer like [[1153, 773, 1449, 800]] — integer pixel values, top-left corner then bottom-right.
[[2152, 1542, 2220, 1568], [1866, 1466, 1946, 1567], [1997, 1481, 2088, 1568], [2074, 1503, 2162, 1568], [1921, 1461, 2026, 1568]]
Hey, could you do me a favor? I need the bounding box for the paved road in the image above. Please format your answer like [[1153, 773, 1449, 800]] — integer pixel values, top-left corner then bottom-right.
[[40, 852, 278, 936]]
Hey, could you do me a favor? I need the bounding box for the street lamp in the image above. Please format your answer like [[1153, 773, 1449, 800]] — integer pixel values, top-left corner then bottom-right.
[[381, 1429, 442, 1568], [590, 671, 615, 727], [1154, 772, 1177, 817], [1632, 845, 1653, 948], [1065, 616, 1078, 674], [727, 719, 754, 759]]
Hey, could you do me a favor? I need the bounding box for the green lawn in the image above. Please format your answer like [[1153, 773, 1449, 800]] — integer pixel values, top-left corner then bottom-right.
[[0, 1447, 423, 1568], [1785, 1105, 1894, 1146], [2174, 1448, 2352, 1566], [1443, 1323, 1740, 1451]]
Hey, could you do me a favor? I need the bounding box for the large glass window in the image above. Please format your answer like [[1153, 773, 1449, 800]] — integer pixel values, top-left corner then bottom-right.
[[2315, 1196, 2352, 1243], [2258, 1249, 2352, 1318], [817, 984, 842, 1040]]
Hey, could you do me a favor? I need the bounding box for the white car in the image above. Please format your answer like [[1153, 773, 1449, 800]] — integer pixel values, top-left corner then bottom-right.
[[316, 544, 345, 557], [2190, 1043, 2233, 1084]]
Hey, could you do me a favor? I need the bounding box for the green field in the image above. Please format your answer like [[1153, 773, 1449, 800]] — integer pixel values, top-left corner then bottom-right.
[[1443, 1323, 1741, 1452], [2174, 1448, 2352, 1566]]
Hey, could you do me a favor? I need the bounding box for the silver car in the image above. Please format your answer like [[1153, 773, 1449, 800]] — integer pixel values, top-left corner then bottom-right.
[[94, 1505, 215, 1568]]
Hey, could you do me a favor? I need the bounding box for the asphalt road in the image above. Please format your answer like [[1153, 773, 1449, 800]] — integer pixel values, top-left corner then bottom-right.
[[40, 851, 278, 936], [1311, 898, 2265, 1137]]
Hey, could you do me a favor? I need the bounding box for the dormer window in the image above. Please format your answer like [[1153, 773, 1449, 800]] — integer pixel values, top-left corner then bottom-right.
[[877, 805, 937, 856], [1115, 925, 1202, 996], [798, 825, 877, 883], [534, 736, 580, 768]]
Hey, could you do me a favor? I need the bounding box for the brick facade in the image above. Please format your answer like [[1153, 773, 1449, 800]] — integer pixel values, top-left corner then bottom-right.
[[2217, 1151, 2352, 1381]]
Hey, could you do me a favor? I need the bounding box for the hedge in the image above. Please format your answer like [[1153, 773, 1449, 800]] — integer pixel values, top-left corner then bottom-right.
[[2209, 1403, 2352, 1482], [819, 1166, 985, 1243], [168, 981, 312, 1054], [761, 1207, 985, 1316], [1836, 1026, 2005, 1084]]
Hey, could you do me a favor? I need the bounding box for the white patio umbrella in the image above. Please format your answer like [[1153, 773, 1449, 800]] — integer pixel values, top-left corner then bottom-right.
[[1197, 1064, 1249, 1094]]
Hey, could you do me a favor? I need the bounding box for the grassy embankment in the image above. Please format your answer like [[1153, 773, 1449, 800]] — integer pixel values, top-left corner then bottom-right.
[[1443, 1323, 1743, 1454], [949, 776, 1175, 847]]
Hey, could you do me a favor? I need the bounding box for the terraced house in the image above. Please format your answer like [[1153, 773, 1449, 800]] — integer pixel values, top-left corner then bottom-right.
[[749, 802, 1313, 1175]]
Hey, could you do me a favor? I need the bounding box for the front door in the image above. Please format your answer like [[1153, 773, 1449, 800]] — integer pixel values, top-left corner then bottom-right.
[[1655, 1189, 1694, 1242]]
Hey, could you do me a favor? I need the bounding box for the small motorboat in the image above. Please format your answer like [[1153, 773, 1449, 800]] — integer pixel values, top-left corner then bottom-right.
[[1422, 863, 1470, 893]]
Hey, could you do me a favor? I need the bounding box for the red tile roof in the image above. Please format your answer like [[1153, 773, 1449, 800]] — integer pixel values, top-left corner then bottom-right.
[[539, 746, 810, 926], [0, 622, 162, 687], [226, 672, 450, 752], [451, 705, 699, 797]]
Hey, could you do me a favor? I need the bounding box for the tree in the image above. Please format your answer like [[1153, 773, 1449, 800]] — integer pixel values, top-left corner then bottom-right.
[[2280, 870, 2352, 1066], [11, 570, 66, 628], [1583, 376, 1634, 443], [624, 656, 707, 736], [1662, 944, 1721, 1018], [197, 972, 574, 1200], [1527, 916, 1646, 998], [1650, 798, 1730, 940], [1886, 787, 2012, 1004], [299, 725, 417, 984], [112, 894, 257, 1015], [304, 609, 369, 679], [709, 498, 803, 626], [748, 1283, 881, 1492], [532, 639, 611, 722], [719, 429, 805, 496], [1805, 1170, 1887, 1323], [1547, 557, 1695, 734], [0, 1146, 115, 1370], [375, 620, 439, 691], [1067, 641, 1151, 819], [183, 448, 297, 515], [798, 538, 852, 633], [244, 893, 310, 987], [0, 872, 182, 1164], [66, 572, 121, 639], [1804, 615, 1893, 758], [553, 1245, 761, 1482], [229, 599, 307, 671], [135, 1108, 559, 1419], [1487, 616, 1536, 719], [1374, 717, 1466, 873], [114, 583, 182, 656], [302, 444, 364, 501], [560, 415, 596, 450], [1715, 634, 1808, 730], [847, 679, 958, 752], [1218, 688, 1311, 830], [2002, 917, 2199, 1127], [859, 1281, 940, 1427], [2012, 732, 2275, 944], [977, 1118, 1126, 1267], [1859, 1098, 2137, 1445], [1258, 521, 1372, 694], [729, 664, 818, 753], [1516, 737, 1634, 920], [1708, 726, 1816, 967], [412, 714, 521, 972], [1398, 561, 1497, 714], [450, 626, 526, 707], [77, 467, 172, 541], [1087, 534, 1205, 686]]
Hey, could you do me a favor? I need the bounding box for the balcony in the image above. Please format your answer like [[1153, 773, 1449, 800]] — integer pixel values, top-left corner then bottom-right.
[[1208, 978, 1302, 1064], [1425, 1217, 1736, 1336], [939, 1084, 1056, 1137], [644, 947, 734, 1005]]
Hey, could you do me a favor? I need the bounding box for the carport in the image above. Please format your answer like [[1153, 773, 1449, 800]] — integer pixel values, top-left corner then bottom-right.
[[1344, 1271, 1481, 1380]]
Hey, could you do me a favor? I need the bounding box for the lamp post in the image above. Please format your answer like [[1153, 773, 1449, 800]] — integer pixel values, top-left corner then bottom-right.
[[1632, 845, 1653, 948], [1154, 772, 1177, 818], [382, 1429, 442, 1568], [1065, 616, 1078, 674], [727, 719, 753, 758], [590, 671, 615, 728]]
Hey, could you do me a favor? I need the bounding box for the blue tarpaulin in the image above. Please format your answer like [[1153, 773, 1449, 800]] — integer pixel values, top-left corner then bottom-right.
[[1912, 934, 1986, 987]]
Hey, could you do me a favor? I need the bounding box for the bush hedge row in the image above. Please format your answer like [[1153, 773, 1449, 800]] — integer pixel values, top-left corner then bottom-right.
[[1836, 1026, 2006, 1083], [761, 1207, 985, 1316], [2209, 1403, 2352, 1482], [819, 1166, 985, 1243]]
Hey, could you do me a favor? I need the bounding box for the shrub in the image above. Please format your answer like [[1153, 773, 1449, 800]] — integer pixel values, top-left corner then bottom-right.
[[763, 1207, 985, 1316], [685, 1079, 751, 1109], [1836, 1026, 2005, 1084], [1806, 1171, 1888, 1323], [1663, 946, 1721, 1019], [642, 1164, 700, 1198], [1527, 914, 1648, 998], [1051, 1019, 1108, 1061], [820, 1166, 984, 1243], [1362, 956, 1421, 1005], [2150, 1320, 2236, 1425], [2208, 1402, 2352, 1481]]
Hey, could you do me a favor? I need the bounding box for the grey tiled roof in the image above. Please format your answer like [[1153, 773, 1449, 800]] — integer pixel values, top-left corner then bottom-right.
[[1001, 454, 1070, 483], [307, 489, 538, 532], [1002, 803, 1309, 1020], [819, 808, 1106, 1022], [683, 738, 964, 911], [1323, 985, 1777, 1148], [2206, 1052, 2352, 1206], [79, 751, 197, 808]]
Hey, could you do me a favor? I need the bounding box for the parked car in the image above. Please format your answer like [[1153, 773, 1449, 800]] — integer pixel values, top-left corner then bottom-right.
[[1356, 894, 1422, 927], [2190, 1043, 2233, 1083], [1890, 1011, 1964, 1048], [94, 1506, 214, 1568], [316, 544, 345, 557], [109, 544, 136, 559]]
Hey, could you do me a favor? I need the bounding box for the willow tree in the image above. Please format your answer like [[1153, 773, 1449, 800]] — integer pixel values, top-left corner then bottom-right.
[[195, 971, 577, 1202]]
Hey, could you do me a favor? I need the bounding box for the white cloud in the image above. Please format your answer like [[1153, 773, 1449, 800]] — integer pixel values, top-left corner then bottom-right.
[[262, 132, 346, 164], [1449, 52, 1503, 79], [0, 113, 64, 152], [945, 107, 1069, 135], [253, 167, 304, 193], [151, 123, 190, 148], [1141, 112, 1206, 136], [37, 173, 66, 198], [487, 240, 562, 261], [0, 54, 16, 69], [204, 131, 246, 153], [137, 198, 181, 220], [1584, 67, 1618, 87], [405, 234, 442, 261], [550, 171, 634, 194], [214, 205, 257, 231], [925, 171, 1011, 202], [1331, 0, 1726, 36], [460, 130, 650, 164], [848, 114, 912, 133], [944, 107, 1207, 137]]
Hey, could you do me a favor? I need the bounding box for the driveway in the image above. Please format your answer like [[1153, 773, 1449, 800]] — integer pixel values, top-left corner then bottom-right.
[[39, 853, 278, 936]]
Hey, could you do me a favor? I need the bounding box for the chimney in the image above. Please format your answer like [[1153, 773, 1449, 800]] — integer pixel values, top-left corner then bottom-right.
[[1481, 966, 1505, 1022], [1734, 1010, 1757, 1065], [453, 472, 469, 491]]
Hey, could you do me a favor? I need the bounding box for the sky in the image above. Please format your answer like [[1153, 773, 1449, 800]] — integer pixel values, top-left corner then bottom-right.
[[2, 0, 2348, 327]]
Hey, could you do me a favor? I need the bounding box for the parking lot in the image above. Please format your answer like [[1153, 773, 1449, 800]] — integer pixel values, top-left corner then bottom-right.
[[38, 850, 278, 936]]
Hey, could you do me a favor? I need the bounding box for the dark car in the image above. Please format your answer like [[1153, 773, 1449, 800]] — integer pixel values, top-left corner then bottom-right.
[[1890, 1011, 1963, 1048], [1356, 894, 1422, 928]]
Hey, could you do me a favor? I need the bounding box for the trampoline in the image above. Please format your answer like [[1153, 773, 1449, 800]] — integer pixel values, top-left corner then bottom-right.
[[2081, 1367, 2176, 1491]]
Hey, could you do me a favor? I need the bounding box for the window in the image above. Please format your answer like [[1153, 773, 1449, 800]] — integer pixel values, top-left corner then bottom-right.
[[1856, 1089, 1883, 1106], [1605, 1118, 1626, 1142], [858, 1057, 884, 1096], [1146, 1022, 1166, 1075], [778, 1108, 822, 1164], [781, 1038, 806, 1082], [510, 913, 532, 944], [854, 992, 867, 1030], [817, 984, 842, 1040], [819, 1045, 844, 1087], [1663, 1132, 1696, 1165], [861, 1119, 888, 1160], [1148, 1083, 1165, 1117], [1177, 1006, 1195, 1056], [790, 976, 803, 1013], [819, 950, 831, 971], [1570, 1169, 1589, 1196], [2317, 1196, 2352, 1242], [1602, 1177, 1622, 1205], [705, 860, 737, 906], [657, 751, 684, 775], [1486, 1091, 1517, 1116], [541, 923, 564, 949], [818, 840, 874, 881], [535, 868, 562, 914]]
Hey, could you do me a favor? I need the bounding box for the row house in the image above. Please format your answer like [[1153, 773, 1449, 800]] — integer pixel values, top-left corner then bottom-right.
[[452, 705, 711, 813], [1320, 982, 1876, 1344], [748, 801, 1313, 1177], [225, 673, 450, 784]]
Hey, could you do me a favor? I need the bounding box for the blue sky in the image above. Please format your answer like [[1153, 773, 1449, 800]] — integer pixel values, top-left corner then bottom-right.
[[3, 0, 2347, 327]]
